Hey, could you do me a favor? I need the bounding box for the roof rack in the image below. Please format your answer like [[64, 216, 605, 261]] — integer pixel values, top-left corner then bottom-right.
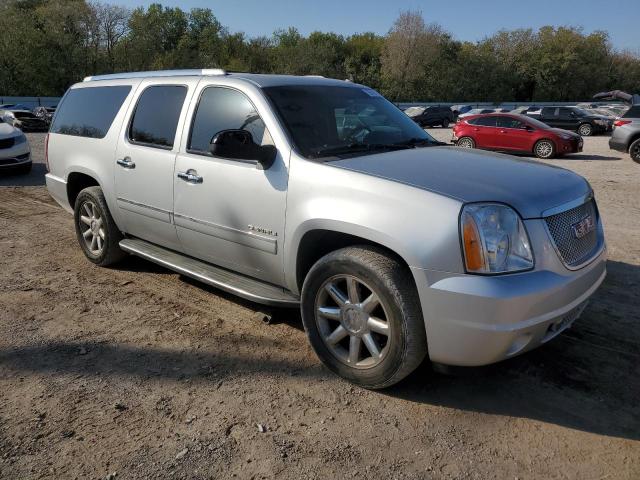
[[83, 69, 227, 82]]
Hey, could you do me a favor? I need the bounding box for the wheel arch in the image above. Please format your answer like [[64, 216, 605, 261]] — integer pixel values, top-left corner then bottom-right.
[[293, 226, 414, 294], [66, 171, 101, 209]]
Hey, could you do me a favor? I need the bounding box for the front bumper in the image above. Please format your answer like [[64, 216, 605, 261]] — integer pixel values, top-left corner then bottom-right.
[[412, 235, 606, 366]]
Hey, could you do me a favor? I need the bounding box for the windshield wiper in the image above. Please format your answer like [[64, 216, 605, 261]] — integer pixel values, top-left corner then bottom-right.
[[397, 137, 447, 147], [312, 142, 412, 158]]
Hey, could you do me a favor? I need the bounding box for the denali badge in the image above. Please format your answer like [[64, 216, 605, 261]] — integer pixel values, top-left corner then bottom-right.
[[248, 225, 277, 236], [571, 215, 595, 239]]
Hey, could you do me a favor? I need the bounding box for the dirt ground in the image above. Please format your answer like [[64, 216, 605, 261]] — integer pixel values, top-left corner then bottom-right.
[[0, 131, 638, 480]]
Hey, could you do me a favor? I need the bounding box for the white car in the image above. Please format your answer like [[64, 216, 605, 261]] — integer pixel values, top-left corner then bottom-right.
[[0, 119, 31, 174]]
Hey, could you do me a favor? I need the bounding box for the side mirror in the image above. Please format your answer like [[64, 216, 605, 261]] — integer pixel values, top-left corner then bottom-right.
[[524, 125, 535, 132], [209, 129, 277, 170]]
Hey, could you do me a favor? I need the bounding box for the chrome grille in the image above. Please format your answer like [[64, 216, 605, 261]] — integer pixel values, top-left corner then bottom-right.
[[545, 200, 599, 268]]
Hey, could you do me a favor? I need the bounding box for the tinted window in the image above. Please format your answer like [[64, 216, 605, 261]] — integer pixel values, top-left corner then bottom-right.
[[189, 87, 269, 154], [129, 85, 187, 148], [496, 116, 525, 129], [51, 86, 131, 138], [623, 106, 640, 118], [474, 116, 497, 127], [541, 107, 556, 116]]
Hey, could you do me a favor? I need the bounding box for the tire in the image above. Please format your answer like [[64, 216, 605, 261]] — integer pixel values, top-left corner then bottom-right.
[[74, 186, 126, 266], [578, 123, 593, 136], [534, 139, 556, 159], [301, 246, 427, 389], [441, 118, 450, 128], [629, 138, 640, 164], [457, 136, 475, 148]]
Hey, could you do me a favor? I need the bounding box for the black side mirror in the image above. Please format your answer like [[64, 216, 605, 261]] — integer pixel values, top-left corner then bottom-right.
[[209, 129, 277, 170], [524, 125, 535, 132]]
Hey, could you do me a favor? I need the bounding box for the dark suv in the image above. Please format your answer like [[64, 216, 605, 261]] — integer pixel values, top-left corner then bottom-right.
[[407, 106, 454, 128], [530, 106, 612, 136], [609, 105, 640, 163]]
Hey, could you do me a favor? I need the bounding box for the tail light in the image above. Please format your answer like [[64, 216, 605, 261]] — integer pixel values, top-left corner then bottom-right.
[[44, 133, 50, 172], [614, 120, 631, 127]]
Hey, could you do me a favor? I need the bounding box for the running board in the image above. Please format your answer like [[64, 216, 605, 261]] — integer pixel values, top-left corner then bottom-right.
[[119, 238, 300, 307]]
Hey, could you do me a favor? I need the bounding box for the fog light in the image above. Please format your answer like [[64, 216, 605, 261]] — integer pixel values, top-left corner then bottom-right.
[[505, 333, 532, 356]]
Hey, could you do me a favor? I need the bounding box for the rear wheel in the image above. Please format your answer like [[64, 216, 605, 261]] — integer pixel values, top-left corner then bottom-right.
[[457, 136, 475, 148], [74, 186, 126, 266], [534, 139, 556, 159], [441, 118, 450, 128], [629, 138, 640, 163], [578, 123, 593, 136], [301, 246, 427, 389]]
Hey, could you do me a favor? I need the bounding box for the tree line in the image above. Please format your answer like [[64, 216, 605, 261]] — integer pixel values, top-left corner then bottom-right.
[[1, 1, 639, 101]]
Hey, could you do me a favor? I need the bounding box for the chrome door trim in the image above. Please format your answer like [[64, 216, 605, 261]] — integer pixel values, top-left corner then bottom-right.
[[116, 197, 172, 223], [173, 213, 277, 254]]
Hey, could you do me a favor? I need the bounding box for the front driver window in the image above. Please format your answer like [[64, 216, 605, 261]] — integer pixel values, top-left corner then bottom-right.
[[188, 87, 272, 156]]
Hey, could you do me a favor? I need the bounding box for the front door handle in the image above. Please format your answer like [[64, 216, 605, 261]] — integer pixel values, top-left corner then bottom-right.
[[177, 169, 203, 184], [116, 156, 135, 169]]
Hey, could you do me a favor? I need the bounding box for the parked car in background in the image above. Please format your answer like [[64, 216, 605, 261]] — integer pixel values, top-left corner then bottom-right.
[[33, 105, 57, 125], [511, 106, 541, 115], [452, 113, 583, 159], [450, 104, 473, 118], [0, 117, 31, 174], [0, 106, 49, 131], [458, 108, 495, 119], [528, 106, 611, 136], [609, 105, 640, 163], [405, 105, 454, 127], [45, 69, 606, 388]]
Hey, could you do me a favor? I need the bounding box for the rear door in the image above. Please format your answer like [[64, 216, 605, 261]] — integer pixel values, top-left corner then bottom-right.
[[470, 116, 498, 148], [114, 78, 198, 252], [540, 107, 560, 127], [495, 116, 533, 151], [558, 107, 579, 130]]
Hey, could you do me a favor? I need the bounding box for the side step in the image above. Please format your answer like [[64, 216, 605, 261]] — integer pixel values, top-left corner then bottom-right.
[[119, 238, 300, 308]]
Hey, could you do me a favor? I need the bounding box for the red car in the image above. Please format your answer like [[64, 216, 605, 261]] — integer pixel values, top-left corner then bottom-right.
[[452, 113, 583, 159]]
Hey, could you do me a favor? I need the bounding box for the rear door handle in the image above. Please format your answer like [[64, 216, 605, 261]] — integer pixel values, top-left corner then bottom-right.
[[177, 169, 203, 184], [116, 157, 135, 169]]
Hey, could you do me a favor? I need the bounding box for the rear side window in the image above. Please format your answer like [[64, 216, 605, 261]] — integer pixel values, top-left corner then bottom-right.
[[129, 85, 187, 149], [188, 87, 269, 155], [496, 116, 525, 129], [51, 86, 131, 138], [541, 107, 557, 116], [474, 116, 497, 127], [623, 106, 640, 118]]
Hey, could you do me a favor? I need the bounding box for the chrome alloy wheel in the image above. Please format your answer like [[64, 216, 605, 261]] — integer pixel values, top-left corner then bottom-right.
[[314, 275, 390, 369], [457, 137, 474, 148], [78, 201, 105, 255], [535, 140, 553, 158]]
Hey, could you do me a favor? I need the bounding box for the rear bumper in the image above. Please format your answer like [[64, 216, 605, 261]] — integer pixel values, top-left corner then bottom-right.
[[609, 137, 628, 153], [412, 247, 606, 366]]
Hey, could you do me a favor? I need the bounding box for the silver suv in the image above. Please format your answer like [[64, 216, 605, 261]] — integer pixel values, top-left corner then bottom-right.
[[609, 104, 640, 163], [45, 70, 606, 388]]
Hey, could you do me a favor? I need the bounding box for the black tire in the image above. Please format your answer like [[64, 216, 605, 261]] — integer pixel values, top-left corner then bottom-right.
[[457, 136, 475, 148], [578, 123, 593, 137], [74, 186, 126, 266], [534, 139, 556, 159], [441, 118, 450, 128], [301, 246, 427, 389], [629, 138, 640, 164]]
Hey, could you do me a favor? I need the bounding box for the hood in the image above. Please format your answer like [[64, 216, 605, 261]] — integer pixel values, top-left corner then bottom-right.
[[0, 122, 19, 138], [330, 147, 590, 219], [549, 128, 581, 138]]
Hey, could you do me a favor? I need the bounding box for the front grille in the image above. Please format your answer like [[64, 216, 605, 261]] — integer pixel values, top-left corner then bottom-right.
[[0, 137, 15, 149], [545, 199, 600, 268]]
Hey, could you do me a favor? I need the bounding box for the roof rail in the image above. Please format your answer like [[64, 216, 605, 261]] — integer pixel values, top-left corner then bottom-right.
[[83, 69, 227, 82]]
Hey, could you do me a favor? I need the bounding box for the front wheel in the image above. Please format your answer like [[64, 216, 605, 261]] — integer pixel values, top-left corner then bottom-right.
[[578, 123, 593, 136], [301, 246, 427, 389], [629, 138, 640, 163], [457, 136, 475, 148], [441, 118, 450, 128], [534, 139, 556, 159], [74, 186, 126, 266]]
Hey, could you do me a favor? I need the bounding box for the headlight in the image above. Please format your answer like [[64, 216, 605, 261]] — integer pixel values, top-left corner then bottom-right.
[[559, 133, 571, 140], [460, 203, 534, 274]]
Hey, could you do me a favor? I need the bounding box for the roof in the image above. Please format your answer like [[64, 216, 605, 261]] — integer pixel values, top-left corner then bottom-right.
[[83, 69, 359, 88]]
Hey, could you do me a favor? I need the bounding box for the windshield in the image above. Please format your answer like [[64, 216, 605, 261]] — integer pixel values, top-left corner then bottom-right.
[[263, 85, 437, 159]]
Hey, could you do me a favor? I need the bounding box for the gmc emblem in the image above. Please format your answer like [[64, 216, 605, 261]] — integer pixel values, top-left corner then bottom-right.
[[571, 215, 595, 239]]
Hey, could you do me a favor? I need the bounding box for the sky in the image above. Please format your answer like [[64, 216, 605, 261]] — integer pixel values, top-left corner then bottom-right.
[[111, 0, 640, 52]]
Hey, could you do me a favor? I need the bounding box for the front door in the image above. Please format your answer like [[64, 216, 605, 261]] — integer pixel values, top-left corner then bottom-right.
[[494, 116, 533, 151], [172, 84, 289, 285]]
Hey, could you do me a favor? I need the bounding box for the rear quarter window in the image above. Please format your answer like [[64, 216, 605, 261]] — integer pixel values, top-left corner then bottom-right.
[[51, 86, 131, 138]]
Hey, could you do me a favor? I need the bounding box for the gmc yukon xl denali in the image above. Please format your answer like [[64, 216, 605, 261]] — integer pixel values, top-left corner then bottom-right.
[[45, 70, 607, 388]]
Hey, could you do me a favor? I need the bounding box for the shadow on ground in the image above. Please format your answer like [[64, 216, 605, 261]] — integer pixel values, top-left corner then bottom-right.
[[0, 163, 47, 187]]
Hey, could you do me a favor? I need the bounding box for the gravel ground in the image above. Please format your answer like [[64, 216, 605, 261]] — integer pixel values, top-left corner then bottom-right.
[[0, 131, 638, 479]]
